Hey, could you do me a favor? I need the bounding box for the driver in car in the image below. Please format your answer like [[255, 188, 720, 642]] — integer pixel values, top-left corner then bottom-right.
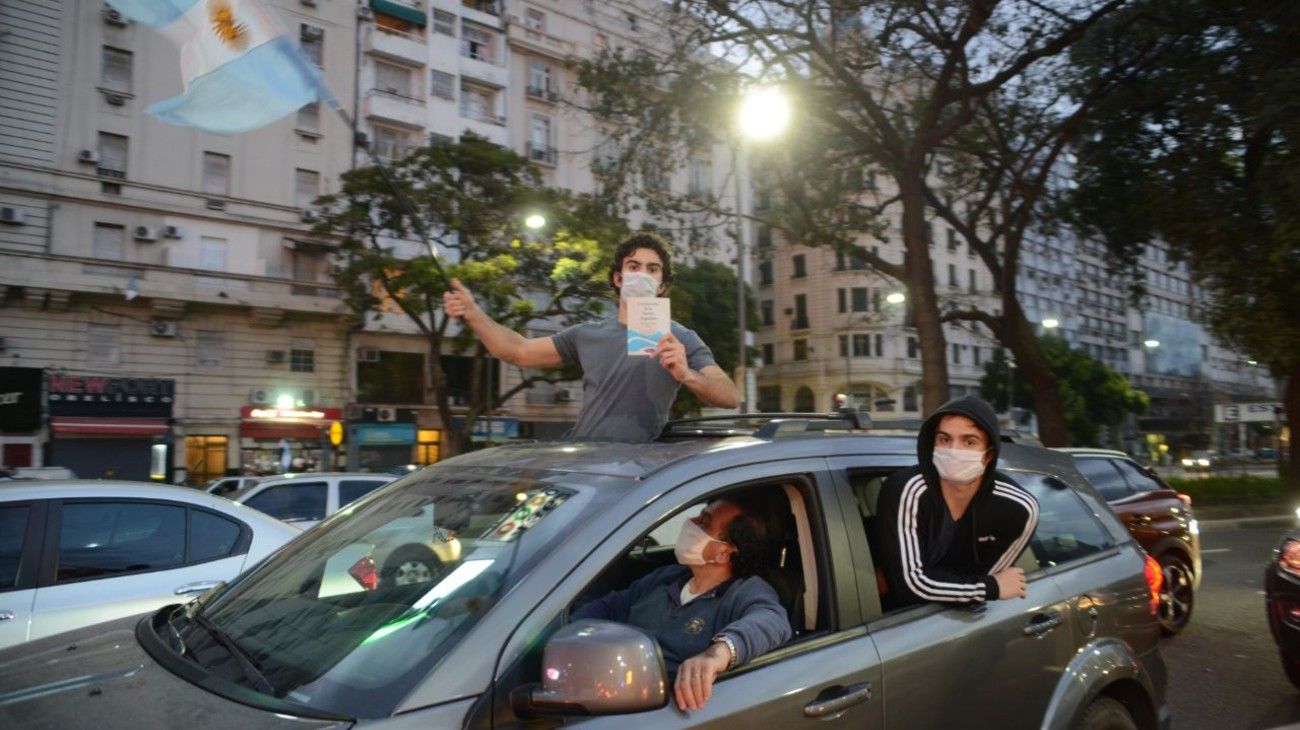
[[571, 496, 791, 712]]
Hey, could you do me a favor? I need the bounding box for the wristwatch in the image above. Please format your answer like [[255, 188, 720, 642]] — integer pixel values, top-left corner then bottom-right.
[[711, 633, 739, 671]]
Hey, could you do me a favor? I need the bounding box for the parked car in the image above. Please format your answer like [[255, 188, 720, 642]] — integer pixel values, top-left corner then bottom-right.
[[201, 475, 259, 497], [0, 415, 1170, 729], [232, 472, 396, 529], [1180, 450, 1217, 472], [1058, 448, 1201, 635], [0, 480, 298, 650], [6, 466, 77, 480], [1267, 528, 1300, 689]]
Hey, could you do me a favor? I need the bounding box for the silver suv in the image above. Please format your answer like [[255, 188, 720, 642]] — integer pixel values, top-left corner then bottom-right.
[[0, 415, 1169, 729]]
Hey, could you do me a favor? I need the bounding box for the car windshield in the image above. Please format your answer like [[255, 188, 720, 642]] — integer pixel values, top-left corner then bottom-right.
[[170, 470, 584, 718]]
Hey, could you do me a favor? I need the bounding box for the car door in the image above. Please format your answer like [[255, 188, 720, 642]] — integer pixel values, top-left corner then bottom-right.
[[826, 457, 1073, 730], [338, 478, 391, 509], [489, 459, 884, 729], [28, 499, 247, 643], [0, 501, 43, 649], [242, 481, 328, 528]]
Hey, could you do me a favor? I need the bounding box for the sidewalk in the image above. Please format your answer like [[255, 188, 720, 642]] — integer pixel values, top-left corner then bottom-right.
[[1193, 501, 1294, 530]]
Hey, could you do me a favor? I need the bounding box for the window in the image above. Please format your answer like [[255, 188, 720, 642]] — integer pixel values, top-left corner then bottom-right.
[[1111, 459, 1164, 495], [793, 294, 808, 329], [244, 482, 328, 522], [625, 12, 638, 31], [290, 346, 315, 373], [525, 8, 545, 32], [300, 25, 324, 67], [529, 114, 552, 162], [375, 61, 414, 97], [199, 236, 227, 271], [947, 228, 958, 251], [907, 337, 918, 359], [903, 386, 917, 412], [851, 287, 869, 312], [875, 334, 884, 357], [836, 288, 846, 314], [852, 333, 871, 357], [101, 46, 132, 93], [952, 343, 961, 364], [295, 168, 320, 209], [0, 506, 29, 590], [190, 511, 242, 563], [794, 385, 814, 411], [687, 157, 711, 197], [196, 331, 223, 368], [948, 263, 958, 287], [758, 260, 773, 286], [340, 479, 389, 507], [297, 102, 320, 133], [760, 300, 773, 326], [839, 334, 848, 357], [57, 502, 186, 581], [290, 248, 327, 295], [973, 346, 982, 366], [528, 61, 552, 96], [93, 223, 124, 260], [793, 339, 808, 361], [461, 24, 497, 63], [968, 268, 977, 293], [762, 343, 774, 365], [1018, 473, 1114, 566], [432, 9, 456, 36], [460, 84, 496, 123], [416, 429, 441, 464], [97, 132, 128, 178], [792, 254, 806, 278], [372, 125, 416, 161], [201, 152, 230, 196], [430, 70, 455, 99], [87, 323, 121, 365], [757, 384, 781, 411]]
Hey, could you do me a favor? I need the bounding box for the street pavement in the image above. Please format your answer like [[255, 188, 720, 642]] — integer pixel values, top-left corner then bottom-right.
[[1163, 522, 1300, 729]]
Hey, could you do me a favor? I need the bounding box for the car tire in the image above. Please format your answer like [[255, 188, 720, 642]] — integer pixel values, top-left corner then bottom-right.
[[381, 545, 444, 587], [1281, 652, 1300, 691], [1076, 696, 1138, 730], [1158, 552, 1195, 635]]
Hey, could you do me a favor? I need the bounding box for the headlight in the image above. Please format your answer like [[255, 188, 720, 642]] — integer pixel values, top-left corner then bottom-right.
[[1280, 539, 1300, 578], [1181, 458, 1194, 467], [1197, 458, 1210, 467], [1293, 506, 1300, 521], [1188, 519, 1199, 536]]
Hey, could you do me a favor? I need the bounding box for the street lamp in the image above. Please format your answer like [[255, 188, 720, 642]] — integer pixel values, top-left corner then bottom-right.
[[1143, 339, 1160, 349], [1042, 317, 1060, 330], [886, 291, 906, 305], [524, 213, 546, 230], [733, 85, 791, 413]]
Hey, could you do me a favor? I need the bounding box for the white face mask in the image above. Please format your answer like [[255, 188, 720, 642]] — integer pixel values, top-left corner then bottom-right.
[[619, 271, 660, 299], [933, 446, 988, 485], [674, 519, 728, 566]]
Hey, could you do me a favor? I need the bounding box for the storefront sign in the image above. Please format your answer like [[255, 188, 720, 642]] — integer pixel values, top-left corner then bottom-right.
[[328, 421, 344, 446], [240, 406, 343, 441], [47, 374, 174, 418], [0, 367, 42, 431], [240, 406, 342, 422], [1215, 402, 1282, 423], [355, 423, 417, 446], [452, 417, 520, 442]]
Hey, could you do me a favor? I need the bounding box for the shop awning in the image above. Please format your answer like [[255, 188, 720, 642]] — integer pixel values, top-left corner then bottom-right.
[[371, 0, 427, 26], [50, 417, 169, 437], [241, 423, 325, 441]]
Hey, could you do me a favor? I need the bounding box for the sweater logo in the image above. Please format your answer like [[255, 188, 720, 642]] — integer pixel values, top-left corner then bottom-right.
[[683, 617, 705, 635], [978, 535, 997, 543]]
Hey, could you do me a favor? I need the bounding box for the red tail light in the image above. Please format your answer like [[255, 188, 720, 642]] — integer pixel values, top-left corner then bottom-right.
[[1177, 493, 1192, 508], [1279, 540, 1300, 578], [1143, 554, 1163, 616], [349, 556, 379, 591]]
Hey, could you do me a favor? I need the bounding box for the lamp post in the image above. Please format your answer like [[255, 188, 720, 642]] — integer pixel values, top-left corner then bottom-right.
[[733, 87, 791, 413]]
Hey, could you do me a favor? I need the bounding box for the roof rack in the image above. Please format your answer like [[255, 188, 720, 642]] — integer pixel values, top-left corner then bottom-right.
[[660, 410, 872, 440]]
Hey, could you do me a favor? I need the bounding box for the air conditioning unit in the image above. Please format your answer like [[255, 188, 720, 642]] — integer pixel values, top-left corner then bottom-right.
[[300, 209, 318, 223], [150, 320, 179, 337], [266, 350, 286, 364], [376, 406, 396, 422], [205, 198, 227, 211], [555, 387, 576, 403], [134, 226, 158, 241], [301, 26, 324, 41], [0, 207, 24, 225], [249, 388, 273, 405], [104, 93, 127, 106], [357, 5, 373, 20], [102, 6, 129, 26], [358, 348, 380, 363], [78, 149, 101, 164], [162, 224, 183, 239]]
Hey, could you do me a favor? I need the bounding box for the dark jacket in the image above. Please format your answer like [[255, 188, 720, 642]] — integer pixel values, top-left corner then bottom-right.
[[571, 564, 791, 673], [871, 395, 1039, 608]]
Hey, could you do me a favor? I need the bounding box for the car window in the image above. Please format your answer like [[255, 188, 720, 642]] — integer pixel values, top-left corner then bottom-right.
[[190, 510, 243, 563], [1111, 459, 1164, 494], [211, 479, 242, 497], [339, 479, 389, 508], [245, 482, 327, 521], [1016, 473, 1115, 567], [57, 502, 186, 581], [0, 505, 29, 590], [1071, 457, 1131, 501]]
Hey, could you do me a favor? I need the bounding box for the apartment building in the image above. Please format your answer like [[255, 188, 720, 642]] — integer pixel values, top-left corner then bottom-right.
[[0, 0, 356, 482]]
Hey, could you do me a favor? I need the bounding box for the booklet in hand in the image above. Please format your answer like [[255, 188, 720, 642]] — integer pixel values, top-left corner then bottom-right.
[[627, 297, 670, 356]]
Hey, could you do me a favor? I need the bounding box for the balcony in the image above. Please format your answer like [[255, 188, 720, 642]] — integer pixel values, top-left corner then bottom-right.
[[365, 25, 426, 66], [507, 22, 574, 61], [364, 89, 426, 129], [525, 85, 559, 103], [526, 143, 556, 166]]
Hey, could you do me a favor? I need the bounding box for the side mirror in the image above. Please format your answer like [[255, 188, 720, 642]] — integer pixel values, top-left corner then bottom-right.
[[512, 620, 668, 716]]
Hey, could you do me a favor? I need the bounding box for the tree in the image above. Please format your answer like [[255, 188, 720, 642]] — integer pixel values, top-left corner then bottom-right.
[[313, 135, 623, 456], [576, 0, 1133, 438], [980, 339, 1148, 446], [1068, 0, 1300, 488], [667, 259, 756, 416]]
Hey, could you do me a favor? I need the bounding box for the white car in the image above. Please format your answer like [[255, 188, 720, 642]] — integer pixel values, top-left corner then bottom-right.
[[233, 472, 396, 529], [0, 480, 299, 650], [201, 476, 260, 497]]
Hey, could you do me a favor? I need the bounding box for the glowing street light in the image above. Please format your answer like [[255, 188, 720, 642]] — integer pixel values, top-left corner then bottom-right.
[[737, 87, 791, 141], [524, 213, 546, 230], [886, 292, 906, 305], [1143, 339, 1160, 349], [1042, 318, 1060, 330], [275, 393, 295, 409]]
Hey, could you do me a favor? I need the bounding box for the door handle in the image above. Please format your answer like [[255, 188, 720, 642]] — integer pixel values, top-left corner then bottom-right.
[[804, 682, 872, 718], [1023, 612, 1064, 637], [0, 610, 14, 622], [174, 580, 224, 596]]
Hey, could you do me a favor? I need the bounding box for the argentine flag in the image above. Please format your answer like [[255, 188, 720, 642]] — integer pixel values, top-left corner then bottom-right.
[[105, 0, 332, 134]]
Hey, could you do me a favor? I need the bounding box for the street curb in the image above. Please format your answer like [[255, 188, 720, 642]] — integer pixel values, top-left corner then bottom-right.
[[1196, 514, 1294, 530]]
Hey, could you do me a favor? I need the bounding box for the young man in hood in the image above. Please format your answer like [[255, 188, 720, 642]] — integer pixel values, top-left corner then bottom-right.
[[871, 395, 1039, 609]]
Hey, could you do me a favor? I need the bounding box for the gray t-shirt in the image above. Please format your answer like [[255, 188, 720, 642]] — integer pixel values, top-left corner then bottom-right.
[[551, 315, 716, 442]]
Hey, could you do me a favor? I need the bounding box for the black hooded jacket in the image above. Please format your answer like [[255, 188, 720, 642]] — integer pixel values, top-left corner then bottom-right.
[[870, 395, 1039, 607]]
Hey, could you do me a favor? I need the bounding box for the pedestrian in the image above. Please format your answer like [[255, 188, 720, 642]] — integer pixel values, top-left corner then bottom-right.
[[870, 395, 1039, 609], [442, 232, 739, 442]]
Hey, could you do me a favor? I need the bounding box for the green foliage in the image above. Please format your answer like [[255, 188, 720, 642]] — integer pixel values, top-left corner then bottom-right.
[[1165, 475, 1283, 505], [980, 337, 1147, 445], [667, 260, 755, 416]]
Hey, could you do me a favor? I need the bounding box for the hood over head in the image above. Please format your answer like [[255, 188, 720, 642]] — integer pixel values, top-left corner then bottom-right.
[[917, 395, 1002, 495]]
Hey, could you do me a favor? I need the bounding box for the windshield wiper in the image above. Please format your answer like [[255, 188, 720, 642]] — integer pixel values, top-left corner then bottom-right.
[[190, 611, 276, 696]]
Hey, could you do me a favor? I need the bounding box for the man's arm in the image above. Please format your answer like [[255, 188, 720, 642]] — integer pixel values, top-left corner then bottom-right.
[[674, 577, 790, 711], [443, 278, 564, 369], [654, 334, 740, 409], [988, 481, 1041, 575]]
